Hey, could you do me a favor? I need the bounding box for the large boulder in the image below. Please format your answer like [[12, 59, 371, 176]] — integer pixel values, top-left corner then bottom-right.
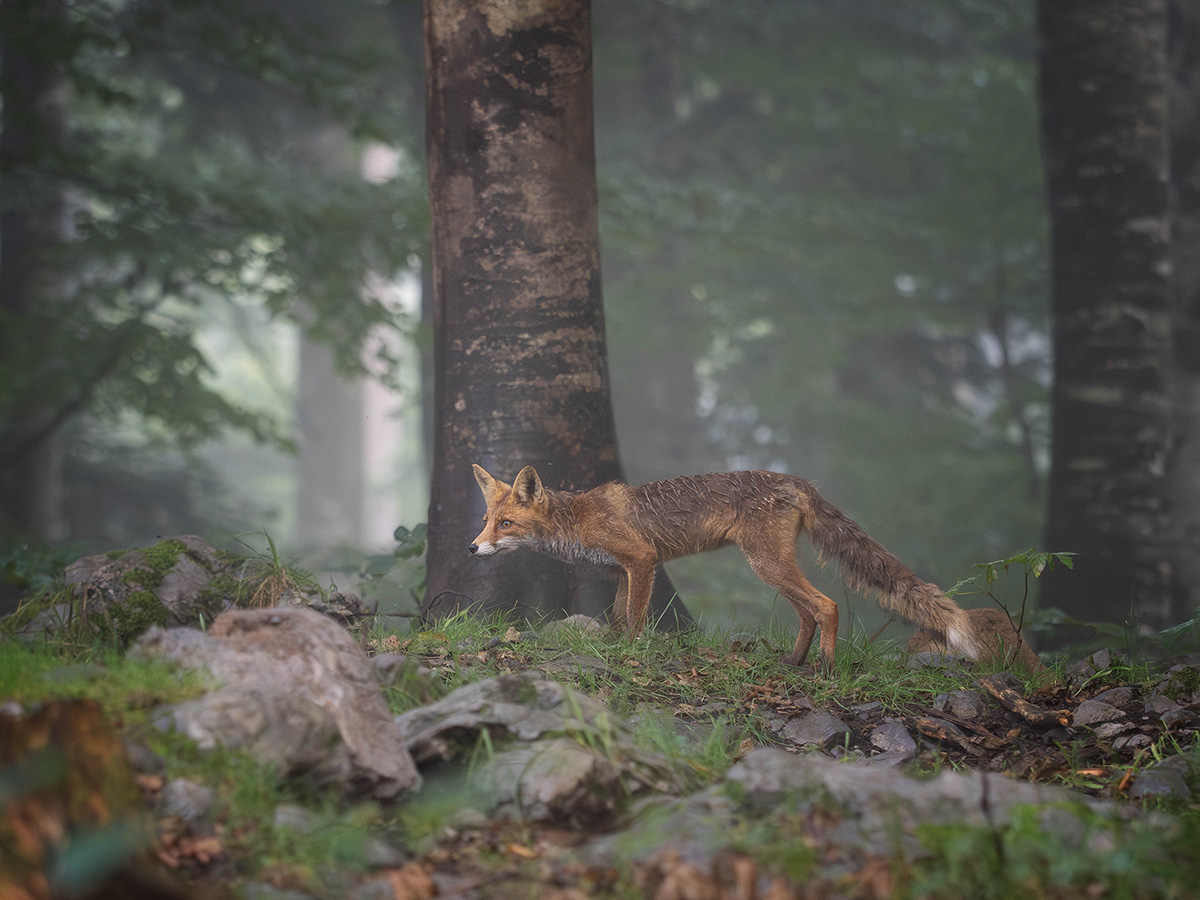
[[132, 607, 418, 799]]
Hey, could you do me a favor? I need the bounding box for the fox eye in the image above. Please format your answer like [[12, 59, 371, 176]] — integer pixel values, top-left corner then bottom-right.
[[500, 520, 512, 529]]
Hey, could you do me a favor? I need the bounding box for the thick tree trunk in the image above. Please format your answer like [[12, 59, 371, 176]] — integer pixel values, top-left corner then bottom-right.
[[1167, 0, 1200, 621], [1038, 0, 1176, 632], [421, 0, 688, 626], [0, 0, 69, 541]]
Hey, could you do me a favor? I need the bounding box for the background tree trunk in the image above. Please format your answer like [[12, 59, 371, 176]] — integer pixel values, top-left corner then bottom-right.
[[292, 126, 366, 550], [421, 0, 688, 627], [0, 0, 69, 542], [1167, 0, 1200, 621], [1038, 0, 1176, 633], [295, 337, 366, 548]]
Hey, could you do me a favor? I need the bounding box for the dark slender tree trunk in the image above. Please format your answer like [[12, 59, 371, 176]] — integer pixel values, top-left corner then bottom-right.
[[421, 0, 689, 626], [1038, 0, 1176, 633], [0, 0, 69, 541], [1167, 0, 1200, 621]]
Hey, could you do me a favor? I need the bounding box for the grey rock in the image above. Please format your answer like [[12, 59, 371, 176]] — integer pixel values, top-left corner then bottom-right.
[[348, 881, 396, 900], [1092, 686, 1135, 705], [870, 722, 917, 755], [273, 803, 317, 832], [1131, 759, 1192, 802], [582, 747, 1123, 877], [1093, 721, 1136, 740], [395, 672, 613, 760], [133, 607, 419, 798], [781, 710, 851, 750], [241, 885, 313, 900], [487, 737, 623, 825], [728, 748, 1108, 842], [363, 836, 409, 869], [160, 777, 216, 822], [540, 614, 605, 638], [1072, 699, 1125, 727], [1065, 659, 1097, 688], [122, 739, 165, 773], [448, 808, 490, 830], [1145, 694, 1183, 715], [395, 672, 688, 798], [1112, 733, 1152, 751], [935, 689, 988, 720], [1161, 709, 1196, 728], [537, 654, 611, 678]]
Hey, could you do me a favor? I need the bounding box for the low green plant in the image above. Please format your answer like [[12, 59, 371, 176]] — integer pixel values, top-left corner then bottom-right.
[[904, 803, 1200, 900], [947, 548, 1075, 637]]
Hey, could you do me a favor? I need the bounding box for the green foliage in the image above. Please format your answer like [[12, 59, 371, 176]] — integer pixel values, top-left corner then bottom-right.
[[0, 0, 427, 533], [392, 523, 428, 560], [596, 0, 1047, 591], [907, 804, 1200, 900], [948, 547, 1075, 627]]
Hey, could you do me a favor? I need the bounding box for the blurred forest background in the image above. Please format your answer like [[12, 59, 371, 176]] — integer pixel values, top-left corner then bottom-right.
[[0, 0, 1075, 634]]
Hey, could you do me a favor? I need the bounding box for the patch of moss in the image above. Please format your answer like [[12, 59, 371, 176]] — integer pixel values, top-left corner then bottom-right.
[[142, 539, 187, 573], [108, 590, 171, 646], [1158, 665, 1200, 703], [197, 570, 252, 612]]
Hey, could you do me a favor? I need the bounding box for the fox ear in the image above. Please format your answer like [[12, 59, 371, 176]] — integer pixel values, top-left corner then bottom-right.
[[512, 466, 545, 504], [472, 464, 496, 496]]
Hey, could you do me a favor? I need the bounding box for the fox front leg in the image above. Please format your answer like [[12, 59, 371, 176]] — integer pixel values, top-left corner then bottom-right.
[[613, 574, 630, 631], [621, 561, 657, 638]]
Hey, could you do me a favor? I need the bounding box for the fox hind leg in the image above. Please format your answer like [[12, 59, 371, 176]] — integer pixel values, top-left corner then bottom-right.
[[739, 531, 839, 669]]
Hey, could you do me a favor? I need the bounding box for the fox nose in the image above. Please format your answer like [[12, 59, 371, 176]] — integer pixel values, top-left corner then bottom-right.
[[468, 543, 478, 554]]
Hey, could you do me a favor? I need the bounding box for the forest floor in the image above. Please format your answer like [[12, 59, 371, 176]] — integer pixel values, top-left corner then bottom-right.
[[3, 604, 1200, 899]]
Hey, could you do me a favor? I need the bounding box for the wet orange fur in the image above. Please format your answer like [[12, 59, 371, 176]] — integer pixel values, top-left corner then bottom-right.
[[470, 464, 1033, 670]]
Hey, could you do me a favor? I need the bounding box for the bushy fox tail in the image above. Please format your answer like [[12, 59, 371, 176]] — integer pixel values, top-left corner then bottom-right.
[[804, 489, 983, 661]]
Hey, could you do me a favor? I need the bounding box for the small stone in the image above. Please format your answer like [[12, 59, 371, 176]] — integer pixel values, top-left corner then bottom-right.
[[1144, 695, 1182, 716], [782, 710, 851, 750], [541, 614, 605, 638], [274, 803, 317, 832], [1161, 709, 1195, 728], [935, 690, 987, 720], [363, 836, 408, 869], [1093, 721, 1136, 740], [1072, 700, 1124, 727], [870, 722, 917, 755], [1112, 733, 1152, 751], [1091, 687, 1135, 706], [348, 882, 394, 900], [1130, 763, 1191, 802], [448, 807, 490, 829], [161, 778, 216, 822], [1065, 659, 1096, 688]]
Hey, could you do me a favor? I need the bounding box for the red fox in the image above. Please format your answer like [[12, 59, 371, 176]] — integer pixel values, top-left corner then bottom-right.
[[470, 464, 1025, 670]]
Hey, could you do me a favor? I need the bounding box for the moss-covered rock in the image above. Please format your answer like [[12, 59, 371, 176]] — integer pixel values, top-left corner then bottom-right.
[[5, 535, 370, 648]]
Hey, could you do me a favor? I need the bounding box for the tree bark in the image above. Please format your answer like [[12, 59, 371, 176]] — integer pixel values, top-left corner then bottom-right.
[[0, 0, 70, 541], [1167, 0, 1200, 620], [421, 0, 688, 627], [1038, 0, 1176, 632]]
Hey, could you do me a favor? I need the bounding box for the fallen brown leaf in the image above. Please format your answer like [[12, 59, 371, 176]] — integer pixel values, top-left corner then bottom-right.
[[387, 862, 435, 900]]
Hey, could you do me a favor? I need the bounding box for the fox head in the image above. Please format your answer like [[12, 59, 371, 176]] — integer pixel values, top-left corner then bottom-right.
[[469, 464, 549, 558]]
